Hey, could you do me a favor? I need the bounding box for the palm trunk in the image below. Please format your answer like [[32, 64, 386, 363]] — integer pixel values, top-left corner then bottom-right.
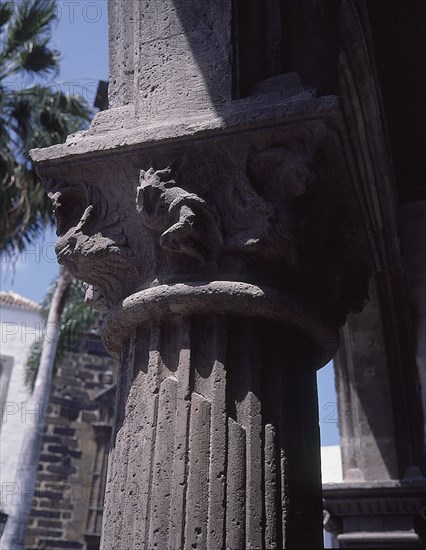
[[2, 266, 73, 549]]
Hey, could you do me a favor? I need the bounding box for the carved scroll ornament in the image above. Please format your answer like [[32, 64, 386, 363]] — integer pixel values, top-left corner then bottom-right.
[[44, 125, 370, 327]]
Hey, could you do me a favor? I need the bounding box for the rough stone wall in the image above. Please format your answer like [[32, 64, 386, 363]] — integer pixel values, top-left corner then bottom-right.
[[24, 334, 116, 550]]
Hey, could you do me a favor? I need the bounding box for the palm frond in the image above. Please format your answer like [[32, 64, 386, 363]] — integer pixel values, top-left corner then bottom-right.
[[0, 161, 55, 253], [18, 40, 59, 77], [0, 0, 93, 255], [0, 2, 13, 30], [8, 85, 92, 150], [1, 83, 92, 253], [6, 0, 57, 51]]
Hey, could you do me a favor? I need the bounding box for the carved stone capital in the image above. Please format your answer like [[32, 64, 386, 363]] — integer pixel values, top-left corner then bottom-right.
[[45, 176, 140, 310], [136, 166, 223, 266], [35, 108, 371, 339]]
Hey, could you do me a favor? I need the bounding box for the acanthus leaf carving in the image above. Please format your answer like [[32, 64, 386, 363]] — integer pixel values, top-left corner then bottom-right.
[[136, 167, 223, 266]]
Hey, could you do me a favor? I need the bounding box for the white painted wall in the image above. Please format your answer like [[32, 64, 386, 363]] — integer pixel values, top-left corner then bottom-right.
[[321, 445, 343, 485], [0, 303, 43, 516], [321, 445, 343, 548]]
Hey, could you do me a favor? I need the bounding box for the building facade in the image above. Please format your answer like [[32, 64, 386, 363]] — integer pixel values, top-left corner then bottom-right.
[[23, 332, 116, 550], [0, 292, 116, 549], [0, 293, 43, 528]]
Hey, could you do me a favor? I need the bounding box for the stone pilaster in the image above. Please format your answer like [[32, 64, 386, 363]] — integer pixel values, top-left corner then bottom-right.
[[322, 1, 426, 547]]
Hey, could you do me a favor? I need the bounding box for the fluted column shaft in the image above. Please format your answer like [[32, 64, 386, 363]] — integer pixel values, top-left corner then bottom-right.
[[101, 311, 323, 550]]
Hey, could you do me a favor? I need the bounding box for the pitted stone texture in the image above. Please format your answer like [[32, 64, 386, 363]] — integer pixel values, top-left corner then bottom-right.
[[108, 0, 232, 116], [33, 112, 370, 328], [101, 315, 324, 550], [30, 81, 332, 162]]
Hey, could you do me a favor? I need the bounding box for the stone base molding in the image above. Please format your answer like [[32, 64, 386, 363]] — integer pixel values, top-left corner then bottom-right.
[[324, 481, 426, 548]]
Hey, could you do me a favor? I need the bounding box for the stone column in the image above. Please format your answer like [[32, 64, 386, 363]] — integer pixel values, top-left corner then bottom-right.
[[101, 307, 333, 550], [31, 1, 372, 548], [323, 1, 426, 547]]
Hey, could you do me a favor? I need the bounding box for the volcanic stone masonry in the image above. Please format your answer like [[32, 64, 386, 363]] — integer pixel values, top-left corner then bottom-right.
[[30, 0, 426, 548]]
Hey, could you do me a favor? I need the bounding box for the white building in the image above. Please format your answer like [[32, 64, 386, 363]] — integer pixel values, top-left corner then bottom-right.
[[0, 292, 43, 520], [321, 445, 343, 548]]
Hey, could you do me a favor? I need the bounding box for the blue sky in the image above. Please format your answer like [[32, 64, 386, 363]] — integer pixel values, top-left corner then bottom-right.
[[0, 1, 340, 447], [1, 0, 109, 303]]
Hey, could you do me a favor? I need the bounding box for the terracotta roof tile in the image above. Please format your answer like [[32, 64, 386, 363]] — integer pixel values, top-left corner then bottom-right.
[[0, 291, 42, 312]]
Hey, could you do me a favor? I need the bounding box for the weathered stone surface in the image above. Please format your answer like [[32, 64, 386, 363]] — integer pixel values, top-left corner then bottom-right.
[[30, 1, 380, 548], [32, 102, 370, 330], [31, 70, 372, 550], [323, 480, 426, 548], [108, 0, 232, 115], [100, 316, 325, 550], [322, 0, 425, 547]]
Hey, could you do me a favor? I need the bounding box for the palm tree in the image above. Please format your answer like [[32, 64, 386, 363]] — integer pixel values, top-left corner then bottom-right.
[[2, 266, 73, 548], [0, 2, 95, 547], [0, 0, 91, 253]]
